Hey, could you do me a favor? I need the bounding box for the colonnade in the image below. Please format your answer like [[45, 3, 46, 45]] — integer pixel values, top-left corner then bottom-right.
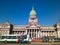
[[41, 31, 57, 37], [27, 29, 41, 38], [13, 31, 25, 35], [27, 29, 57, 38]]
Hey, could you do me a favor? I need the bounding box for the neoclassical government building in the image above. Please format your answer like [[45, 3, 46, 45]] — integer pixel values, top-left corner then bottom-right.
[[0, 7, 60, 39]]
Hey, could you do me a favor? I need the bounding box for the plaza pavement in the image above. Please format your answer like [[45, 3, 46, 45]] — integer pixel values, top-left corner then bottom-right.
[[0, 42, 60, 45]]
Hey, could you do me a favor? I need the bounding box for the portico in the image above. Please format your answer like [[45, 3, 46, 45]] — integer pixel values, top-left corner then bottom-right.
[[27, 28, 41, 38]]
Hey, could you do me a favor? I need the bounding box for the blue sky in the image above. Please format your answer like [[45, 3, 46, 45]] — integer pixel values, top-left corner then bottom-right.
[[0, 0, 60, 26]]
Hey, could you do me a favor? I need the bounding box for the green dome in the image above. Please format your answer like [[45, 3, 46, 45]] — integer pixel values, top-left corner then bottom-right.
[[30, 7, 36, 15]]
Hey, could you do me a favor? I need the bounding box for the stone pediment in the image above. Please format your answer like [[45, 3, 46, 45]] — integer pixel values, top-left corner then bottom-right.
[[30, 25, 37, 27]]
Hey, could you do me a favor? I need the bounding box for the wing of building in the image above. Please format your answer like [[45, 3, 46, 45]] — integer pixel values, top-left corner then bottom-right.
[[0, 6, 60, 39]]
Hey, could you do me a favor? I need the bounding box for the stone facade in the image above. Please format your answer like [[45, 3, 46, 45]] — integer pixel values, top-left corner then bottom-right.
[[0, 7, 60, 39], [0, 22, 13, 35]]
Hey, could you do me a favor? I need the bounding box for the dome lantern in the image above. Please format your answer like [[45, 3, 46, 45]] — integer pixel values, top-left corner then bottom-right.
[[30, 6, 36, 15]]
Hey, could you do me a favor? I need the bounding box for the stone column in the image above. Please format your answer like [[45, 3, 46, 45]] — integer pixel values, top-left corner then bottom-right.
[[42, 31, 43, 37], [36, 30, 37, 38], [43, 31, 44, 36], [46, 31, 47, 36], [37, 29, 38, 38], [47, 31, 48, 36], [48, 32, 49, 36], [31, 29, 32, 38], [38, 29, 40, 38], [44, 31, 45, 36], [51, 31, 52, 36], [28, 29, 29, 36], [43, 31, 44, 37], [53, 31, 54, 36], [40, 31, 42, 38], [53, 31, 55, 36], [51, 31, 53, 36], [55, 31, 57, 37], [38, 30, 40, 38], [25, 29, 27, 35], [34, 29, 35, 38], [35, 29, 36, 38]]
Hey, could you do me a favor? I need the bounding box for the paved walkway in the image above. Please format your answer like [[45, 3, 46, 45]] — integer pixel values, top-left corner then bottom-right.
[[0, 42, 60, 45]]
